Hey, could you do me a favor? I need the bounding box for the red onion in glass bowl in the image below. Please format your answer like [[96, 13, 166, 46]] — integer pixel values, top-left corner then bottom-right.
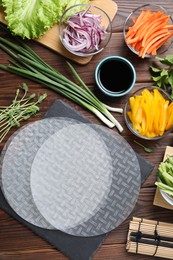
[[58, 4, 112, 57]]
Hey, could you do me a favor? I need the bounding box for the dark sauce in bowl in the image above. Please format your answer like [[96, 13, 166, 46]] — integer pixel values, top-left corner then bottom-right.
[[97, 59, 134, 94]]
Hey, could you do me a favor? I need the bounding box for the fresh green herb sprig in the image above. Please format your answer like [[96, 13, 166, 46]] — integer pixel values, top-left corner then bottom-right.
[[134, 140, 153, 153], [0, 83, 47, 143], [0, 24, 123, 132], [155, 155, 173, 196], [150, 54, 173, 98]]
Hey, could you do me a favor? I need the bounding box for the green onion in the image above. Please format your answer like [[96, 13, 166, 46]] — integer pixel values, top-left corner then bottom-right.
[[0, 27, 123, 132]]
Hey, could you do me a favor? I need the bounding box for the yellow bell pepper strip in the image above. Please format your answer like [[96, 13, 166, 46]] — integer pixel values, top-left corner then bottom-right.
[[140, 89, 153, 136], [148, 90, 157, 133], [129, 95, 143, 131], [159, 100, 169, 135], [166, 104, 173, 130]]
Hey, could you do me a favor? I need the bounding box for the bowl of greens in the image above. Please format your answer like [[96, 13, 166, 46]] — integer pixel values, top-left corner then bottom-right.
[[58, 4, 112, 57], [155, 155, 173, 206]]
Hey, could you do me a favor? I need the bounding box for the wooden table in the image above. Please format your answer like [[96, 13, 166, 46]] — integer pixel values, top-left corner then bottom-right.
[[0, 0, 173, 259]]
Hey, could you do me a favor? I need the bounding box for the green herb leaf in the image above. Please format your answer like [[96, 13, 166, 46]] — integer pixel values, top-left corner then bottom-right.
[[150, 66, 162, 73], [15, 88, 20, 96], [160, 69, 168, 77], [37, 93, 47, 103], [134, 140, 153, 153], [150, 55, 173, 97], [157, 55, 173, 66], [168, 70, 173, 86], [28, 93, 36, 100], [22, 82, 28, 93], [151, 75, 162, 82]]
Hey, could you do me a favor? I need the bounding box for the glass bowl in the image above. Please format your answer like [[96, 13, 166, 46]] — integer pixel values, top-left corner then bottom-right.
[[124, 86, 173, 140], [58, 4, 112, 57], [123, 4, 173, 58], [160, 190, 173, 206]]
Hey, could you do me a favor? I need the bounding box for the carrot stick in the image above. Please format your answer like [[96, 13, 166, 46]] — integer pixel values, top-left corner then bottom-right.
[[132, 10, 151, 32], [126, 12, 145, 38], [141, 32, 170, 58], [133, 40, 143, 52], [151, 48, 157, 56], [126, 11, 153, 40], [164, 25, 173, 30], [137, 12, 166, 41], [147, 31, 173, 55], [142, 28, 168, 48], [126, 27, 135, 38], [141, 16, 169, 46], [126, 36, 139, 44]]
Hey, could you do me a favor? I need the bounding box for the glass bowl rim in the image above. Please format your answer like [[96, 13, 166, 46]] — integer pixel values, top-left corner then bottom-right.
[[58, 3, 113, 57]]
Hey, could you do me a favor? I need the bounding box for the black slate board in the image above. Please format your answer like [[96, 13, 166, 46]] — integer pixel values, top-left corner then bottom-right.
[[0, 100, 154, 260]]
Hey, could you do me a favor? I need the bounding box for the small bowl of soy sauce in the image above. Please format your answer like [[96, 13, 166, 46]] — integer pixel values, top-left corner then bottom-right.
[[95, 56, 136, 97]]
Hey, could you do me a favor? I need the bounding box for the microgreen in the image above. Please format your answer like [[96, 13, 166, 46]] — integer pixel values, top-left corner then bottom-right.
[[0, 83, 47, 143]]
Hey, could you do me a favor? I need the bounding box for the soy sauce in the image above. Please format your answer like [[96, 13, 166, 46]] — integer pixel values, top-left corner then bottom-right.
[[98, 59, 134, 93]]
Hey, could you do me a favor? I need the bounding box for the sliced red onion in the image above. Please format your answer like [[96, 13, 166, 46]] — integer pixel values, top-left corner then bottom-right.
[[62, 7, 106, 53]]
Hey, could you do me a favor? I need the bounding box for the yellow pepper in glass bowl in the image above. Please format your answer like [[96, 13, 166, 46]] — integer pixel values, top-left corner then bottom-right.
[[124, 86, 173, 140]]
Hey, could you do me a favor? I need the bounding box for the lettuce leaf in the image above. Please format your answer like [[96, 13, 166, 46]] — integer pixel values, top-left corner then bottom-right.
[[2, 0, 61, 39], [65, 0, 90, 14], [57, 0, 90, 21], [1, 0, 90, 39]]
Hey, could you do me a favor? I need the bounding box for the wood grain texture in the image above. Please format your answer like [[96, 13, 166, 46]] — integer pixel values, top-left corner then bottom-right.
[[0, 0, 173, 260]]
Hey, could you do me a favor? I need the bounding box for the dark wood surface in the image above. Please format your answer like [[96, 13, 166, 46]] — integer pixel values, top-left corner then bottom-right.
[[0, 0, 173, 259]]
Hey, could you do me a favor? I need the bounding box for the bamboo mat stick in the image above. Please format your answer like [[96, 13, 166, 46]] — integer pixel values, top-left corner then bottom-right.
[[132, 217, 173, 227], [128, 242, 173, 258], [130, 232, 173, 243]]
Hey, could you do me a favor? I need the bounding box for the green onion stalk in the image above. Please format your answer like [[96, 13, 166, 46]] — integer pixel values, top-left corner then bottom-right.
[[0, 27, 123, 132]]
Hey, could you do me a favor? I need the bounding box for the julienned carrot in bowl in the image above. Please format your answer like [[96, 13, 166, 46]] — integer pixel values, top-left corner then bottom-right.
[[125, 8, 173, 58]]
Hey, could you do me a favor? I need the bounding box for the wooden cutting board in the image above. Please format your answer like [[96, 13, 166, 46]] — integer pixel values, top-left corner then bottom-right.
[[153, 146, 173, 210], [0, 0, 118, 65]]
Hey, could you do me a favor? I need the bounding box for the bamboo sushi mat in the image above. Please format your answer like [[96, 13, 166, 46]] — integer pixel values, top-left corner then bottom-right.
[[126, 217, 173, 259]]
